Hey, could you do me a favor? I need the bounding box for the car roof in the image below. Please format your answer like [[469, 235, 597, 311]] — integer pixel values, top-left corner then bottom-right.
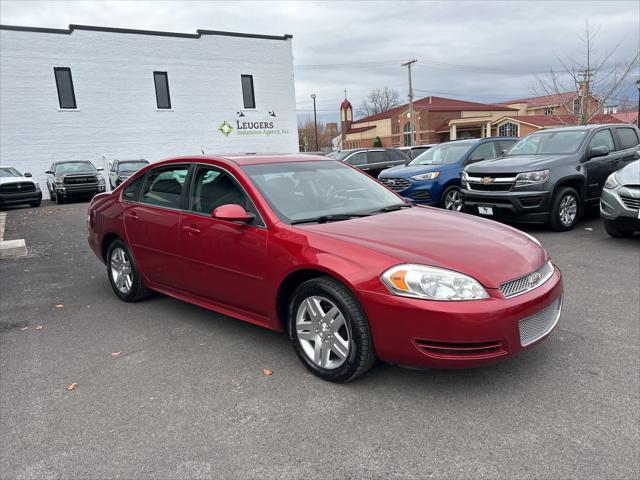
[[534, 124, 626, 134], [154, 153, 335, 167]]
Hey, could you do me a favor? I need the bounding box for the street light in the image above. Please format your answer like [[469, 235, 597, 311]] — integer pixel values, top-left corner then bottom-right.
[[311, 93, 319, 152], [636, 79, 640, 128]]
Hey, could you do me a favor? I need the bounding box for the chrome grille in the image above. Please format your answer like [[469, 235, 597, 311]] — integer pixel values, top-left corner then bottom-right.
[[64, 175, 97, 185], [500, 261, 554, 298], [379, 177, 411, 192], [465, 173, 515, 192], [620, 195, 640, 210], [519, 296, 562, 346]]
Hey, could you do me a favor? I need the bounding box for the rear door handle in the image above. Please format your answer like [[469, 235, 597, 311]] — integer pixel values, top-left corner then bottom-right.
[[182, 225, 201, 235]]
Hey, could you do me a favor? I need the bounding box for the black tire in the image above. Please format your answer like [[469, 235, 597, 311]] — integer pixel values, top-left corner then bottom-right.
[[106, 239, 151, 302], [604, 219, 633, 238], [29, 201, 41, 208], [56, 193, 64, 205], [440, 185, 463, 211], [289, 276, 376, 382], [548, 187, 580, 231]]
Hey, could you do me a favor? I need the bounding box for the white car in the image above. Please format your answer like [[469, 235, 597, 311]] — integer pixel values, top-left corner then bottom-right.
[[0, 166, 42, 208]]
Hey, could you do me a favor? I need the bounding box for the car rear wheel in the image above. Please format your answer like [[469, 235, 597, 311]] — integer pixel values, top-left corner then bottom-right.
[[441, 185, 463, 211], [549, 187, 580, 231], [107, 239, 150, 302], [604, 219, 633, 238], [289, 276, 376, 382]]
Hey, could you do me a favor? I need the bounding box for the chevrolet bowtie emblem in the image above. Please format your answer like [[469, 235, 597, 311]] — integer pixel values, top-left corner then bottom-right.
[[481, 177, 494, 185]]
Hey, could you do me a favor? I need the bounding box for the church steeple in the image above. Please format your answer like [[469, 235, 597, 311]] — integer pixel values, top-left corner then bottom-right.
[[340, 90, 353, 147]]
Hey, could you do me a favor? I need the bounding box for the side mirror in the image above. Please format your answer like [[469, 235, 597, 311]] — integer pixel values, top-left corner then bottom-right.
[[589, 145, 609, 158], [635, 150, 640, 159], [24, 172, 32, 177], [212, 204, 254, 224], [45, 170, 54, 175]]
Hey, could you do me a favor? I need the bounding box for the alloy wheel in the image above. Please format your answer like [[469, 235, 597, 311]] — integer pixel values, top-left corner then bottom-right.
[[444, 189, 463, 211], [295, 295, 350, 370], [559, 194, 577, 227], [110, 247, 133, 294]]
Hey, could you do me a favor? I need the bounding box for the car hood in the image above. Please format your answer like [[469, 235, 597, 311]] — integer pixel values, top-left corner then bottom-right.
[[467, 154, 573, 174], [297, 207, 546, 289], [617, 159, 640, 185], [0, 175, 37, 185], [380, 163, 455, 178]]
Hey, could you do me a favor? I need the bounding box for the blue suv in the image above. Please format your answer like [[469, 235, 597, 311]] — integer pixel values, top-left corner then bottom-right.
[[378, 137, 518, 210]]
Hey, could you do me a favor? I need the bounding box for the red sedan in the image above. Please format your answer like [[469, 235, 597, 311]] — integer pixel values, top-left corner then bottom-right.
[[88, 155, 563, 382]]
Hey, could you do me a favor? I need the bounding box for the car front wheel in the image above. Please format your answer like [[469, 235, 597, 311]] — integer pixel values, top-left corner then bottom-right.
[[441, 185, 463, 211], [549, 187, 580, 231], [289, 276, 376, 382], [107, 239, 150, 302]]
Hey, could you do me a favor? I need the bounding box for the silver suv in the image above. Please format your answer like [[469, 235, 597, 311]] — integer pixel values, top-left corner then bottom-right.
[[600, 154, 640, 237]]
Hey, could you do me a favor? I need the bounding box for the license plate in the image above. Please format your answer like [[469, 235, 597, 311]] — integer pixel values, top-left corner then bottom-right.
[[478, 206, 494, 215]]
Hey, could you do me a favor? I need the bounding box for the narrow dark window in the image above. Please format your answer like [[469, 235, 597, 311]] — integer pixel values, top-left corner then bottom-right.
[[153, 72, 171, 109], [241, 74, 256, 109], [54, 67, 77, 109]]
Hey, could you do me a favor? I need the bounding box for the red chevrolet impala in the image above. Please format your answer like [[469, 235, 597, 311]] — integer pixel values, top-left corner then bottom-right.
[[88, 154, 563, 382]]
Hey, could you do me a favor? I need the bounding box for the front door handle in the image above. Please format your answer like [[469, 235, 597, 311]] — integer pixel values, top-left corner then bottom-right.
[[182, 225, 201, 235], [125, 212, 138, 221]]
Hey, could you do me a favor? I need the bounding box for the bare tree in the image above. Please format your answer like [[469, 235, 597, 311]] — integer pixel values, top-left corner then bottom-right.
[[298, 117, 337, 152], [535, 21, 639, 124], [358, 87, 400, 117]]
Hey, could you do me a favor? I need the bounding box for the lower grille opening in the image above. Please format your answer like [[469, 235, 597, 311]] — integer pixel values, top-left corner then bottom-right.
[[410, 191, 432, 201], [414, 339, 505, 358], [520, 196, 542, 207]]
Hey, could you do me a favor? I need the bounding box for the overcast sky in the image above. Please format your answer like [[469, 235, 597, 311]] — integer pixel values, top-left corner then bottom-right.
[[1, 0, 638, 123]]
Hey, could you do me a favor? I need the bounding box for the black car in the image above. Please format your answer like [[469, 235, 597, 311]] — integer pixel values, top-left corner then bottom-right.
[[462, 124, 640, 231], [332, 148, 410, 177], [108, 159, 149, 189], [45, 161, 106, 204]]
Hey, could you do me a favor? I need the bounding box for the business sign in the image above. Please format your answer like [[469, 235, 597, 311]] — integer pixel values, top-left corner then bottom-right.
[[218, 117, 289, 137]]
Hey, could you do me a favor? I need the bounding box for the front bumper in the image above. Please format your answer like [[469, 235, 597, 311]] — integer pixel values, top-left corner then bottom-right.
[[462, 188, 552, 224], [396, 182, 442, 205], [57, 184, 105, 196], [0, 189, 42, 206], [600, 186, 640, 229], [359, 265, 563, 368]]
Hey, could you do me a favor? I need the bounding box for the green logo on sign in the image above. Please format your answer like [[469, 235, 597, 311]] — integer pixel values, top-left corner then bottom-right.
[[219, 121, 234, 137]]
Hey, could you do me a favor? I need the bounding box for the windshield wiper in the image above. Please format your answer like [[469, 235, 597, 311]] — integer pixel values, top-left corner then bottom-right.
[[369, 203, 413, 214], [291, 213, 372, 225]]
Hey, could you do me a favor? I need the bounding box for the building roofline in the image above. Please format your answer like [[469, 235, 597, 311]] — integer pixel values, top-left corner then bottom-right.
[[0, 23, 293, 41]]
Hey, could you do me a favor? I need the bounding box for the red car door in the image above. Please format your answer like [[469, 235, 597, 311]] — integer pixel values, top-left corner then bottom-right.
[[124, 163, 190, 288], [179, 165, 270, 315]]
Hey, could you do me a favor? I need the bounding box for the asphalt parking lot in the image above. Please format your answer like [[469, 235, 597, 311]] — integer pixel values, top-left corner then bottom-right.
[[1, 200, 638, 479]]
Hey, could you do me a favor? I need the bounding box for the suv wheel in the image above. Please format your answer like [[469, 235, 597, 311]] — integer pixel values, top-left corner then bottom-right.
[[549, 187, 580, 231], [441, 185, 463, 211], [604, 219, 633, 238], [106, 239, 151, 302], [289, 276, 376, 382]]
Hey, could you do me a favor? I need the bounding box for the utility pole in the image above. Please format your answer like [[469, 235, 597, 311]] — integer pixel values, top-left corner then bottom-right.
[[401, 59, 417, 146], [311, 93, 319, 151]]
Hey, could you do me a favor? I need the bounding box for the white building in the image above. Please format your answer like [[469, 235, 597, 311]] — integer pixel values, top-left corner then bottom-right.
[[0, 24, 298, 197]]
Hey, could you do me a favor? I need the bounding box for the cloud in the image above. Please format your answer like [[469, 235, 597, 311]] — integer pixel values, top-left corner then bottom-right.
[[2, 0, 638, 124]]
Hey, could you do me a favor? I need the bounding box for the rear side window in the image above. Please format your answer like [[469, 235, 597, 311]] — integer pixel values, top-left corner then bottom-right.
[[367, 151, 388, 164], [616, 128, 639, 150], [346, 152, 367, 166], [469, 142, 497, 161], [140, 166, 189, 209], [589, 129, 615, 152], [387, 149, 409, 161], [122, 176, 142, 202]]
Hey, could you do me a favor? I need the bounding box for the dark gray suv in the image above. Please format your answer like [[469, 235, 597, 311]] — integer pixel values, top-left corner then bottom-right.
[[462, 124, 640, 231]]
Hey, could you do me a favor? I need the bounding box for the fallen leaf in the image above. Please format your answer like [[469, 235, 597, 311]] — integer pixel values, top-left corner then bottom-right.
[[584, 227, 593, 231], [263, 368, 273, 376], [36, 325, 44, 330], [55, 304, 64, 308], [66, 383, 78, 391], [111, 351, 122, 357], [19, 326, 30, 331]]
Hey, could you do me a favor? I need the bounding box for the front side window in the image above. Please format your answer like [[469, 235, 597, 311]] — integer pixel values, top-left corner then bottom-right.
[[588, 129, 615, 152], [468, 142, 497, 161], [243, 160, 402, 224], [345, 152, 367, 166], [54, 67, 77, 109], [122, 177, 143, 202], [153, 72, 171, 109], [498, 122, 519, 137], [241, 74, 256, 109], [140, 165, 188, 209], [507, 131, 588, 156], [411, 143, 473, 165], [616, 128, 640, 150]]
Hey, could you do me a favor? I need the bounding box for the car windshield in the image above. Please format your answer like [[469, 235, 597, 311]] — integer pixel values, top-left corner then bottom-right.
[[410, 143, 472, 165], [507, 131, 588, 155], [56, 162, 96, 173], [0, 167, 23, 177], [243, 160, 404, 224], [118, 161, 148, 173]]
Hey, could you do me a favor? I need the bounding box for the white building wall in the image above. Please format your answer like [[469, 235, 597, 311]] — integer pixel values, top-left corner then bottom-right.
[[0, 26, 298, 197]]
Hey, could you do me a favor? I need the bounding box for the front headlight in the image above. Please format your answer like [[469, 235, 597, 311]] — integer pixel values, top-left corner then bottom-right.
[[97, 177, 105, 185], [35, 183, 41, 191], [514, 170, 550, 187], [604, 172, 620, 189], [411, 172, 440, 181], [381, 264, 489, 301]]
